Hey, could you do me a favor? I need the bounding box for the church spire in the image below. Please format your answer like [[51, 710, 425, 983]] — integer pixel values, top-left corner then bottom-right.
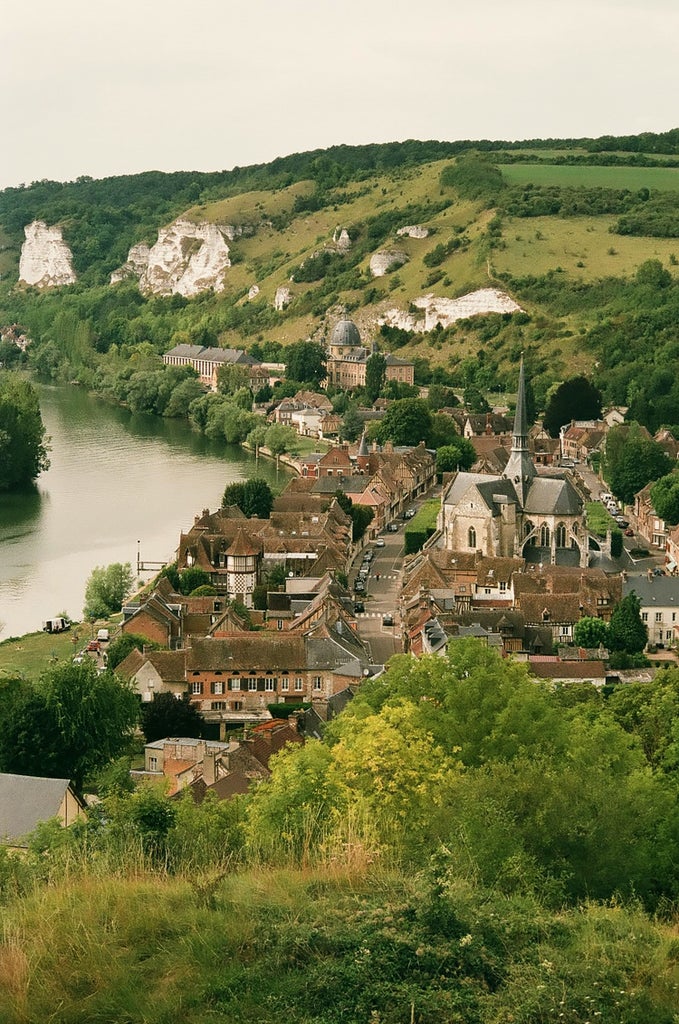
[[503, 354, 536, 506]]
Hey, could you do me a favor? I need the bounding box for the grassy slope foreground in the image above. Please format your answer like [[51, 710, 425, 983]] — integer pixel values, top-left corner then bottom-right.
[[1, 866, 678, 1024]]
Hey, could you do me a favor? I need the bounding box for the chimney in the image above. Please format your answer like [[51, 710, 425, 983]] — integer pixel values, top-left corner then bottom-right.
[[203, 751, 216, 786]]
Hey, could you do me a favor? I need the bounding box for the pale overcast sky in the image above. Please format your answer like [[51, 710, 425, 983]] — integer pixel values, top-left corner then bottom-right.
[[2, 0, 677, 190]]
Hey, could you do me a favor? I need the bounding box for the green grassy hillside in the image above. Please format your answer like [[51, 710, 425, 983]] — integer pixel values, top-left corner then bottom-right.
[[2, 130, 679, 427]]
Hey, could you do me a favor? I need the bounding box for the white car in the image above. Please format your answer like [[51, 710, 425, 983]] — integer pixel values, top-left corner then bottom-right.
[[375, 538, 385, 547]]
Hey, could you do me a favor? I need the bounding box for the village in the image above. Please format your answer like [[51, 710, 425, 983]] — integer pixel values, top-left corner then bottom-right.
[[36, 317, 672, 817]]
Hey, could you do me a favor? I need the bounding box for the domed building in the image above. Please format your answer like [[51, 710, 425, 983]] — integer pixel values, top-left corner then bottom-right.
[[325, 317, 414, 389]]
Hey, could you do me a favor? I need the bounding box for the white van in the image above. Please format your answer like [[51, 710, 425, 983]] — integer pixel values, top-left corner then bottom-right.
[[97, 628, 110, 642]]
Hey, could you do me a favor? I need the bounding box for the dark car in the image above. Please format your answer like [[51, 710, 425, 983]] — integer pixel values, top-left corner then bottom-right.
[[354, 601, 365, 613], [387, 523, 399, 532], [382, 613, 394, 626]]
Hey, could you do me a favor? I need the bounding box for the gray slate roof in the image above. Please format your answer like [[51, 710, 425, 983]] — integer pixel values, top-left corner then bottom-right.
[[0, 773, 74, 845], [523, 476, 582, 515]]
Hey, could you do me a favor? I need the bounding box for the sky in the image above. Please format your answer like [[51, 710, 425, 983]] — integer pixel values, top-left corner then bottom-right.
[[2, 0, 678, 190]]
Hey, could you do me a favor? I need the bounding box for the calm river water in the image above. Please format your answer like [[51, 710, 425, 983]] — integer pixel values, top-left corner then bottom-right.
[[0, 385, 289, 639]]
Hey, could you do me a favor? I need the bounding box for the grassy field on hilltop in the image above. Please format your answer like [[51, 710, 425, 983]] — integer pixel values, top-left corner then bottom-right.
[[494, 214, 679, 280], [500, 162, 679, 190]]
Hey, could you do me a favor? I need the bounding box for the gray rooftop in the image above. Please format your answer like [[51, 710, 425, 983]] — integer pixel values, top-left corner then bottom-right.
[[523, 476, 582, 516], [0, 773, 74, 845], [330, 319, 361, 347], [624, 577, 679, 606]]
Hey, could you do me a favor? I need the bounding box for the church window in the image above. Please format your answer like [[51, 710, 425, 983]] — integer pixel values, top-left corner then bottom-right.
[[555, 524, 566, 547], [468, 527, 476, 549], [540, 524, 551, 547], [524, 521, 536, 545]]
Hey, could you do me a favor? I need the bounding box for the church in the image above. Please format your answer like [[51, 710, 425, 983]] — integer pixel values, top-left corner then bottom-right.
[[439, 360, 588, 567]]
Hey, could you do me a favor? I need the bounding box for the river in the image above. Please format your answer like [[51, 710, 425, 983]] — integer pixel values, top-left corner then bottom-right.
[[0, 385, 289, 639]]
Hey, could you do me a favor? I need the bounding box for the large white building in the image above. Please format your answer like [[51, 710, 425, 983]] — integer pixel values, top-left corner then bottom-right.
[[440, 359, 587, 567]]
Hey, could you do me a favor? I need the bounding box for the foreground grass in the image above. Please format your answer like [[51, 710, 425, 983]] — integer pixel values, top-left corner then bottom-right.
[[0, 629, 81, 679], [1, 864, 678, 1023]]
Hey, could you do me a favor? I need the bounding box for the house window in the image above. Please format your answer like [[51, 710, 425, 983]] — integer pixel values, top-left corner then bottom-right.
[[667, 630, 673, 641], [499, 581, 507, 592], [655, 612, 663, 622], [211, 701, 226, 710], [265, 677, 275, 691], [277, 620, 283, 630], [642, 613, 648, 622], [295, 677, 304, 691], [485, 588, 491, 595], [249, 677, 257, 691], [313, 676, 322, 690], [191, 681, 203, 695], [149, 756, 158, 771], [211, 680, 224, 695], [231, 677, 241, 690], [281, 677, 289, 691], [468, 527, 476, 549], [232, 700, 242, 711]]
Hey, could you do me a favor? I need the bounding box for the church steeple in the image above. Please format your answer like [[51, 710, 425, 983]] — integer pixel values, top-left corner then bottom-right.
[[503, 354, 536, 506]]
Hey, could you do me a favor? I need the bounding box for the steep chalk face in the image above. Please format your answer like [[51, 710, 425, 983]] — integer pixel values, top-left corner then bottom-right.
[[111, 219, 232, 296], [380, 288, 522, 331], [19, 221, 77, 287], [396, 225, 429, 238], [369, 250, 409, 277]]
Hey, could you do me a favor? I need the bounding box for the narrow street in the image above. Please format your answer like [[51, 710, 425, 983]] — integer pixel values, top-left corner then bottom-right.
[[350, 524, 409, 666]]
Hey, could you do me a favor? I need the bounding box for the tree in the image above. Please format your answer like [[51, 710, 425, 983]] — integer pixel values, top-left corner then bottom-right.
[[350, 504, 374, 542], [429, 414, 464, 449], [285, 341, 326, 387], [340, 403, 363, 442], [177, 566, 212, 595], [463, 386, 490, 414], [606, 424, 670, 504], [0, 372, 50, 490], [543, 376, 602, 438], [107, 632, 161, 671], [84, 562, 135, 619], [436, 439, 476, 474], [140, 692, 204, 743], [377, 398, 433, 446], [222, 478, 274, 518], [573, 616, 609, 648], [650, 472, 679, 526], [364, 352, 386, 403], [216, 363, 251, 395], [264, 423, 300, 458], [609, 593, 648, 654], [636, 258, 672, 288], [0, 662, 139, 794]]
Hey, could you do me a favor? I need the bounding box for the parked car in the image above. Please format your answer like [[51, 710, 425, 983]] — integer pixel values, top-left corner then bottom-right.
[[375, 538, 385, 547], [382, 613, 394, 626], [625, 528, 635, 537], [363, 550, 374, 562], [86, 639, 100, 652], [354, 579, 366, 592], [97, 628, 110, 642], [653, 568, 666, 577], [405, 508, 416, 519], [387, 523, 399, 532], [354, 601, 365, 613]]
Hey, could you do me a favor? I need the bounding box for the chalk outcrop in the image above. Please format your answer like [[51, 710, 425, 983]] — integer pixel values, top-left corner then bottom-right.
[[248, 284, 260, 300], [369, 250, 409, 277], [396, 225, 429, 239], [274, 285, 292, 310], [380, 288, 522, 332], [333, 227, 352, 251], [111, 219, 233, 296], [19, 221, 77, 288]]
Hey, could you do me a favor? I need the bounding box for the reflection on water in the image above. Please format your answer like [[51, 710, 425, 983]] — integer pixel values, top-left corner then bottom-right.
[[0, 386, 290, 639]]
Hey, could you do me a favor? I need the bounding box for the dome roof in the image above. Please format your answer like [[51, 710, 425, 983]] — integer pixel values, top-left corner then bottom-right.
[[330, 319, 361, 347]]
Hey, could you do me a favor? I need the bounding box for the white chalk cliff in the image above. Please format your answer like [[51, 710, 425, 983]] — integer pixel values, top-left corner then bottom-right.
[[19, 221, 77, 287], [274, 285, 292, 310], [380, 288, 522, 332], [396, 225, 429, 238], [369, 250, 409, 277], [111, 219, 234, 296]]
